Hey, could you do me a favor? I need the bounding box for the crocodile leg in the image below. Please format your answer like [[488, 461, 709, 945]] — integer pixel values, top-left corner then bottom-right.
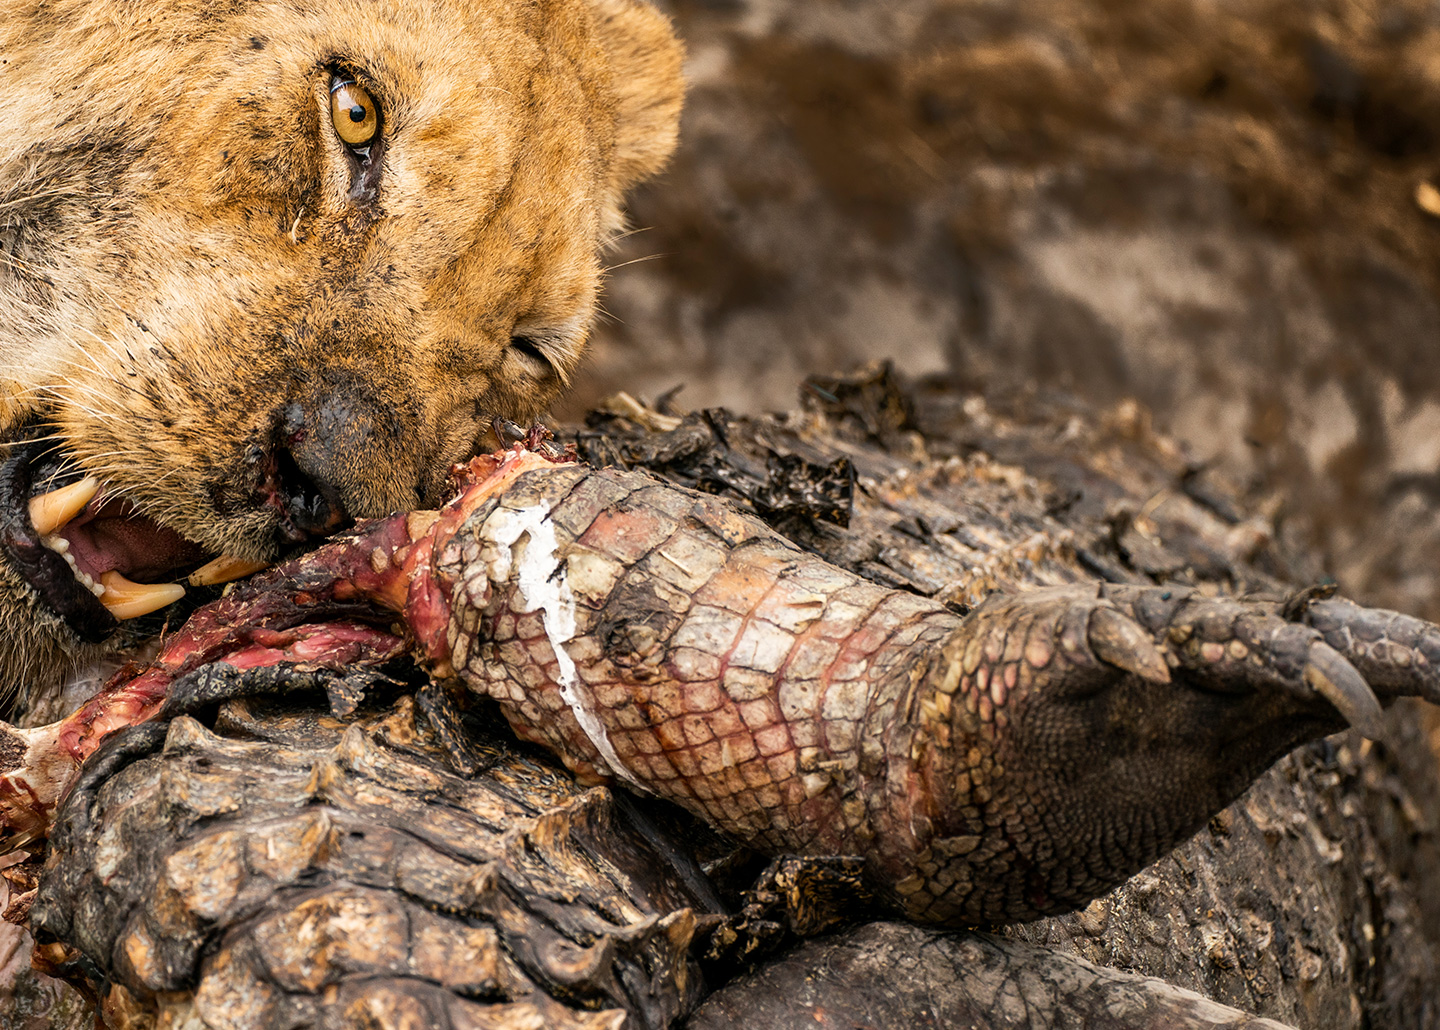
[[426, 456, 1440, 925]]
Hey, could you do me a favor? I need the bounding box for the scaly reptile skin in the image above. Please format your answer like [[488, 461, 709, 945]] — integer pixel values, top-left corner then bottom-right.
[[426, 455, 1440, 925]]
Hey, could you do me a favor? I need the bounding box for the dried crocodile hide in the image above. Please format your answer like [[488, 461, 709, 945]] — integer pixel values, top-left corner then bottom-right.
[[32, 681, 714, 1030]]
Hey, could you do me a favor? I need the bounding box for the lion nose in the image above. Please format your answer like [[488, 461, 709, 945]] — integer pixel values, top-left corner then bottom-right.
[[263, 389, 406, 543], [263, 400, 353, 543], [270, 440, 350, 542]]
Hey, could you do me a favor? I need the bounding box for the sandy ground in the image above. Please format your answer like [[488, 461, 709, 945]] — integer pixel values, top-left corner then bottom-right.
[[580, 0, 1440, 624]]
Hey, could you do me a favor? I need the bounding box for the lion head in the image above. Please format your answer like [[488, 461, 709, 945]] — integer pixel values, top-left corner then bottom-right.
[[0, 0, 683, 697]]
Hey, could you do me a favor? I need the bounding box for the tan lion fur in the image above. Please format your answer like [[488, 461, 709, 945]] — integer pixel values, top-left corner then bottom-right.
[[0, 0, 683, 695]]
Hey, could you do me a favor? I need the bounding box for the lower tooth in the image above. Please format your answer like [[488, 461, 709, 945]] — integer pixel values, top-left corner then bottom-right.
[[38, 533, 180, 610], [97, 571, 185, 619], [46, 544, 99, 593]]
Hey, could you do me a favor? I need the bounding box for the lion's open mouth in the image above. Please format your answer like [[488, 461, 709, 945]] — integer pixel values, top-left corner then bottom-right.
[[0, 441, 268, 643]]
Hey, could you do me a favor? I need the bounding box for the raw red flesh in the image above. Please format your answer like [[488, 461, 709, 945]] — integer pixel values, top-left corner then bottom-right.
[[0, 614, 407, 851], [0, 449, 540, 853]]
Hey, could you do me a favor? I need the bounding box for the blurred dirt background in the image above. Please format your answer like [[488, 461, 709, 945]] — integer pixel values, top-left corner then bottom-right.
[[574, 0, 1440, 625]]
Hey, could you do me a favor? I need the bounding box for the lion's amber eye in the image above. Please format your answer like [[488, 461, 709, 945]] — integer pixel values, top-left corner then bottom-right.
[[329, 79, 378, 147]]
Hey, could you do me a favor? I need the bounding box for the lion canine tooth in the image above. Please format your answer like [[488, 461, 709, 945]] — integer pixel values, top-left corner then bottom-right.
[[29, 477, 101, 536], [188, 555, 271, 587], [97, 571, 185, 620]]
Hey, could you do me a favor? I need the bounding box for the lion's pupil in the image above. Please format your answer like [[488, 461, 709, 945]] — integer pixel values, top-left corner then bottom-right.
[[348, 106, 366, 123]]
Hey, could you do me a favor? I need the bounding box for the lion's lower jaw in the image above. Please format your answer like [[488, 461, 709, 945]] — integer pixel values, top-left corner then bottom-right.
[[0, 609, 89, 725], [0, 569, 172, 726]]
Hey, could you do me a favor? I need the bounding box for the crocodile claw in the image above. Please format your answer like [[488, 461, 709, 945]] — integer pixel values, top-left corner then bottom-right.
[[1302, 641, 1385, 740], [943, 584, 1400, 740], [1302, 597, 1440, 704], [1086, 604, 1170, 685], [1085, 585, 1397, 739]]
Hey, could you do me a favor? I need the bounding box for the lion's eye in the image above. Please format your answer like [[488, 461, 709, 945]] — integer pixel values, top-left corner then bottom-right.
[[329, 79, 378, 147]]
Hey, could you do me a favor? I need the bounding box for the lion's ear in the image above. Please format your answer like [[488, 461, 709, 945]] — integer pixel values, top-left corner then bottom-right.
[[587, 0, 685, 193]]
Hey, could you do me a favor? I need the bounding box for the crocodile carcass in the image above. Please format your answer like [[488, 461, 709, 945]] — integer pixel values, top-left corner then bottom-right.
[[6, 370, 1440, 1029]]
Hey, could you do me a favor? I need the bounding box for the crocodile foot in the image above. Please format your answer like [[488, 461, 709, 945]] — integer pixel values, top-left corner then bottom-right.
[[909, 582, 1440, 922]]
